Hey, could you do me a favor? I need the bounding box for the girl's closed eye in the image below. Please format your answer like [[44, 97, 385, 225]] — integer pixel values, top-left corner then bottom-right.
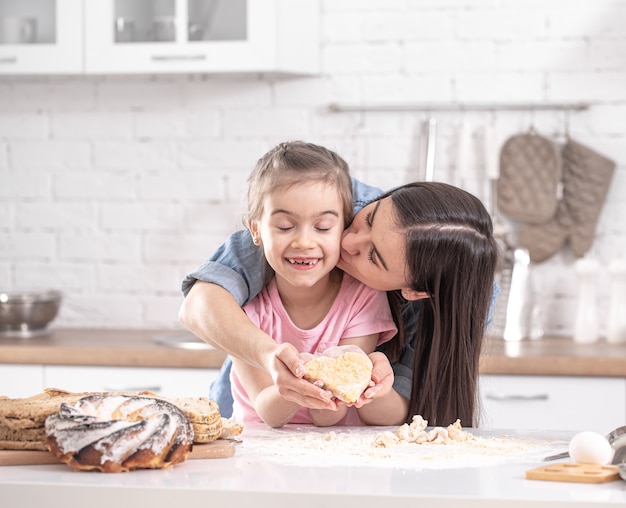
[[315, 221, 337, 233], [273, 219, 295, 232]]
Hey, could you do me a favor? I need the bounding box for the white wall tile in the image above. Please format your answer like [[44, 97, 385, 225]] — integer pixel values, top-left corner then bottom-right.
[[0, 112, 48, 138], [0, 79, 97, 112], [138, 172, 222, 201], [10, 141, 91, 170], [323, 42, 404, 74], [0, 262, 12, 285], [1, 171, 51, 199], [17, 203, 96, 230], [54, 172, 135, 200], [0, 233, 56, 259], [93, 140, 176, 171], [52, 112, 133, 139], [59, 234, 141, 262], [97, 263, 181, 293], [548, 72, 626, 102], [96, 79, 183, 110], [183, 79, 272, 108], [0, 142, 8, 169], [14, 263, 96, 292], [58, 294, 144, 328], [142, 295, 184, 327], [222, 108, 311, 138], [100, 204, 183, 232]]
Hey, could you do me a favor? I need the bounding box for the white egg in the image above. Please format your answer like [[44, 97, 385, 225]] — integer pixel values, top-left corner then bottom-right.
[[568, 431, 613, 465]]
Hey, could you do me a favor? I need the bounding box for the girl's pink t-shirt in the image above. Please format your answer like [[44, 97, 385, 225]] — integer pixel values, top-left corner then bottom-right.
[[231, 273, 397, 425]]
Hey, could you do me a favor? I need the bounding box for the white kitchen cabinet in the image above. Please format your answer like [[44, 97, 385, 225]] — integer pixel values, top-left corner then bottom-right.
[[0, 364, 45, 397], [480, 374, 626, 434], [0, 364, 218, 399], [85, 0, 319, 75], [44, 365, 218, 398], [0, 0, 319, 75], [0, 0, 82, 74]]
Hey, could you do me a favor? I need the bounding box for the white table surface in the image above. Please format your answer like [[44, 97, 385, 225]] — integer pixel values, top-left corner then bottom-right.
[[1, 425, 626, 508]]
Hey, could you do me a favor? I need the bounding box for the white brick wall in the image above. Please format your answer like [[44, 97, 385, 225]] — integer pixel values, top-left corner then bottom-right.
[[1, 0, 625, 336]]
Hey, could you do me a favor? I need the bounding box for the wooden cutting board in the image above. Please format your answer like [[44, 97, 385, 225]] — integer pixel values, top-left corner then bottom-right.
[[0, 439, 237, 466], [189, 439, 237, 459], [525, 463, 620, 483], [0, 449, 60, 466]]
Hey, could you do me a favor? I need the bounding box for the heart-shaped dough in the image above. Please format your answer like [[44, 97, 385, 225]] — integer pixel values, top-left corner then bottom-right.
[[302, 350, 373, 403]]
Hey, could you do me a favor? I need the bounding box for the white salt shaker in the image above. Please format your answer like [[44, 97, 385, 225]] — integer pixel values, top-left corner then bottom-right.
[[607, 259, 626, 343], [573, 258, 600, 344]]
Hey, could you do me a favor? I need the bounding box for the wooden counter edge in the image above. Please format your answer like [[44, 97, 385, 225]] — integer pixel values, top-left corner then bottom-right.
[[3, 330, 626, 376], [0, 345, 227, 369], [480, 355, 626, 377], [481, 335, 626, 377]]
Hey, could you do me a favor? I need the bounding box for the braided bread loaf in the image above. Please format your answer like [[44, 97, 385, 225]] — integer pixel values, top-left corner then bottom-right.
[[45, 394, 194, 473]]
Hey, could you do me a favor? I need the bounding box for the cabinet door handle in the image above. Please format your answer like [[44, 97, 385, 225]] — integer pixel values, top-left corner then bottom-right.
[[485, 393, 549, 402], [102, 385, 162, 393], [0, 57, 18, 64], [151, 54, 206, 62]]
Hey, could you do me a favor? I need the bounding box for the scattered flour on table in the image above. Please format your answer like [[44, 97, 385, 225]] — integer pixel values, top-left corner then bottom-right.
[[241, 415, 568, 470]]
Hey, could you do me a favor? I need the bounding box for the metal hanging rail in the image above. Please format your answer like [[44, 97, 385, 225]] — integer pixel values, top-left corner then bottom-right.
[[327, 102, 590, 113]]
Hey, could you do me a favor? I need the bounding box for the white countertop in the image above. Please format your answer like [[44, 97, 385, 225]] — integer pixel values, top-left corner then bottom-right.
[[2, 425, 626, 508]]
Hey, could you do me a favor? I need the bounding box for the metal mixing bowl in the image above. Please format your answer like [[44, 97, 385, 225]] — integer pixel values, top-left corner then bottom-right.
[[0, 290, 62, 338]]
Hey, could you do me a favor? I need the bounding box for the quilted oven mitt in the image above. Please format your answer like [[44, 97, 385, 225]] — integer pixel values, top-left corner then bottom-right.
[[519, 138, 616, 262], [497, 131, 562, 224]]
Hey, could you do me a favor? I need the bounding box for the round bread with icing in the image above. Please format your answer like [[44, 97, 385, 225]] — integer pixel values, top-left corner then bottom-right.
[[45, 394, 193, 473]]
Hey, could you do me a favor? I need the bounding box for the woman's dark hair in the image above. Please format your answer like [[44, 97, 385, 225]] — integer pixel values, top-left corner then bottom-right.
[[379, 182, 498, 427]]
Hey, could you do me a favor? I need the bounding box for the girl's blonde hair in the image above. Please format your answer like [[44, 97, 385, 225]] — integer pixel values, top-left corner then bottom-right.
[[246, 141, 353, 227]]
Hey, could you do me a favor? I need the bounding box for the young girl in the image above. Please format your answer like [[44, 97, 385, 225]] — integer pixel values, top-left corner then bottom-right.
[[230, 141, 397, 428]]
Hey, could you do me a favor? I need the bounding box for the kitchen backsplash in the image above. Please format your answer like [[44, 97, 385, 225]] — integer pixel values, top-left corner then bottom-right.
[[1, 0, 625, 336]]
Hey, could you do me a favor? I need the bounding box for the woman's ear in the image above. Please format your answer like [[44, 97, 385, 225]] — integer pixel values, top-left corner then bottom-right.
[[401, 289, 429, 301], [248, 220, 261, 246]]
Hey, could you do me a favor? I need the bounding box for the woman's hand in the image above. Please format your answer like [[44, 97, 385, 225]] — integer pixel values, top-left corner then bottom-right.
[[356, 352, 408, 425], [266, 342, 338, 411], [354, 351, 394, 408]]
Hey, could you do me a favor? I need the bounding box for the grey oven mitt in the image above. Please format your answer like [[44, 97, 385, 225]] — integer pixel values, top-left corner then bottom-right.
[[497, 131, 562, 223], [519, 138, 616, 262]]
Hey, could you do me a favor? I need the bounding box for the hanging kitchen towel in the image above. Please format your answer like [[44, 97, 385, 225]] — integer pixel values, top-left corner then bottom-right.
[[518, 210, 569, 263], [519, 138, 616, 262], [497, 131, 562, 223], [560, 138, 616, 257]]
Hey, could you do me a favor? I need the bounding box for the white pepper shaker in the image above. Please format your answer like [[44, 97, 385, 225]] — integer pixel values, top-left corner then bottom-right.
[[607, 259, 626, 344], [573, 258, 600, 344]]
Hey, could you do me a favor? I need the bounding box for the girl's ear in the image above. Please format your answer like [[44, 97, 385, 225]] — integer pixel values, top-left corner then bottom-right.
[[248, 220, 261, 246]]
